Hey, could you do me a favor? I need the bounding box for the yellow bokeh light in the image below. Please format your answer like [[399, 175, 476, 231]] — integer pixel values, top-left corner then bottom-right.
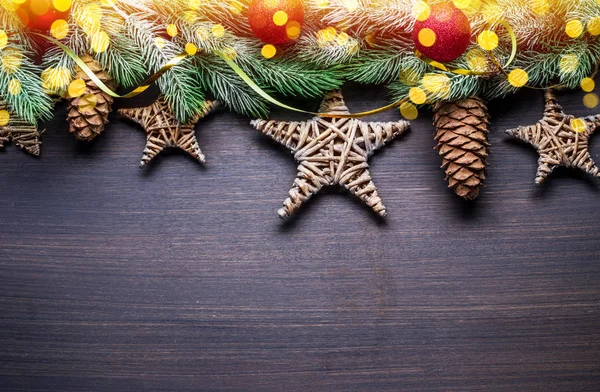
[[559, 54, 579, 74], [212, 24, 225, 38], [570, 118, 587, 133], [409, 87, 427, 105], [325, 26, 337, 38], [466, 48, 488, 72], [261, 44, 277, 59], [8, 78, 21, 95], [481, 1, 502, 23], [41, 67, 71, 91], [565, 20, 584, 38], [1, 48, 23, 73], [335, 32, 349, 46], [531, 0, 549, 15], [78, 93, 98, 115], [90, 31, 110, 53], [412, 1, 430, 22], [399, 68, 420, 87], [50, 19, 69, 39], [422, 73, 451, 97], [418, 28, 436, 47], [400, 102, 419, 120], [77, 3, 102, 34], [68, 78, 87, 97], [477, 30, 498, 51], [53, 0, 71, 12], [453, 0, 472, 10], [2, 0, 17, 12], [229, 1, 243, 15], [0, 30, 8, 50], [286, 21, 301, 40], [456, 0, 482, 14], [581, 77, 595, 92], [0, 110, 9, 127], [508, 69, 528, 87], [185, 42, 197, 55], [583, 93, 599, 109], [588, 17, 600, 36], [272, 11, 288, 26], [30, 0, 50, 16], [317, 27, 337, 44], [166, 24, 178, 37]]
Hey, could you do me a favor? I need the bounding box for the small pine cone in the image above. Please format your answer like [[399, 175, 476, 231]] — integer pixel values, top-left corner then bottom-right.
[[66, 55, 116, 142], [433, 96, 490, 200]]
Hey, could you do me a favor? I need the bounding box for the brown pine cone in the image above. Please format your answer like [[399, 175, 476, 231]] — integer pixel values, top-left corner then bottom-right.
[[433, 96, 490, 200], [66, 55, 116, 142]]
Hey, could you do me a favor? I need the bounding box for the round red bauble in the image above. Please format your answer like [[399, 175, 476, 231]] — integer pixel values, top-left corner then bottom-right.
[[412, 2, 471, 63], [14, 0, 71, 31], [248, 0, 304, 45]]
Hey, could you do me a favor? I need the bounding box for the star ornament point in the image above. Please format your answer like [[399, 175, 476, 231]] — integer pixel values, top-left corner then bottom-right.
[[119, 97, 218, 168], [252, 90, 410, 219], [506, 89, 600, 185]]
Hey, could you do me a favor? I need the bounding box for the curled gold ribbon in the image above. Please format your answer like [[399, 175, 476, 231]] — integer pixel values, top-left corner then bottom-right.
[[35, 33, 189, 99], [39, 30, 411, 118], [216, 51, 407, 118], [40, 33, 407, 118]]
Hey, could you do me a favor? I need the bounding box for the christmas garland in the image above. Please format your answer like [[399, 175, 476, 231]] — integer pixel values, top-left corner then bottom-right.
[[1, 0, 600, 218]]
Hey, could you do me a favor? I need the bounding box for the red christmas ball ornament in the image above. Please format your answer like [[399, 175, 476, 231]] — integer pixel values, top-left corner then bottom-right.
[[412, 2, 471, 63], [14, 0, 72, 31], [248, 0, 304, 45]]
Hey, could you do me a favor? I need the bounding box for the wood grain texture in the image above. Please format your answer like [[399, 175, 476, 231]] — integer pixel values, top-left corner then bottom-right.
[[1, 85, 599, 391]]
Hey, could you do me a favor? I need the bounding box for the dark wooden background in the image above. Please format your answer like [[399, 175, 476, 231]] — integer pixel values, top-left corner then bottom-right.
[[1, 85, 599, 391]]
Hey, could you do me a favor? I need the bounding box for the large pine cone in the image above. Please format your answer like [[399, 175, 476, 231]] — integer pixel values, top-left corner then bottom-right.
[[66, 55, 116, 142], [433, 96, 490, 200]]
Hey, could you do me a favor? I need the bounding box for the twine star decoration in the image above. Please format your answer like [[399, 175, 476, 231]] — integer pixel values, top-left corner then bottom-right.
[[119, 96, 218, 168], [0, 100, 42, 157], [506, 89, 600, 184], [251, 89, 410, 219]]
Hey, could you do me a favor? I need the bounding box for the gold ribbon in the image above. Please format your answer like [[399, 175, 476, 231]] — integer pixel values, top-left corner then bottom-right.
[[216, 51, 407, 118], [415, 51, 488, 76], [35, 33, 190, 99], [39, 32, 407, 118]]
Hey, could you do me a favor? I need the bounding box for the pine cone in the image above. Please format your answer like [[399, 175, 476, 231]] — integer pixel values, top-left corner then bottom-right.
[[433, 96, 490, 200], [66, 55, 116, 142]]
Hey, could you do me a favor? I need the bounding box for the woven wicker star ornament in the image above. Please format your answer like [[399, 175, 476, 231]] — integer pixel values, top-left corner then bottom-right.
[[251, 90, 410, 219], [119, 96, 218, 168], [506, 89, 600, 184], [0, 99, 42, 157]]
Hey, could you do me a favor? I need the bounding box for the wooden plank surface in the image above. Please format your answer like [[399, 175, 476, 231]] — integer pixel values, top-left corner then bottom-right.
[[1, 85, 599, 391]]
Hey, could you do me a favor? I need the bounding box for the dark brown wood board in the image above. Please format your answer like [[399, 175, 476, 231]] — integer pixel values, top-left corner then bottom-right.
[[1, 85, 599, 391]]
